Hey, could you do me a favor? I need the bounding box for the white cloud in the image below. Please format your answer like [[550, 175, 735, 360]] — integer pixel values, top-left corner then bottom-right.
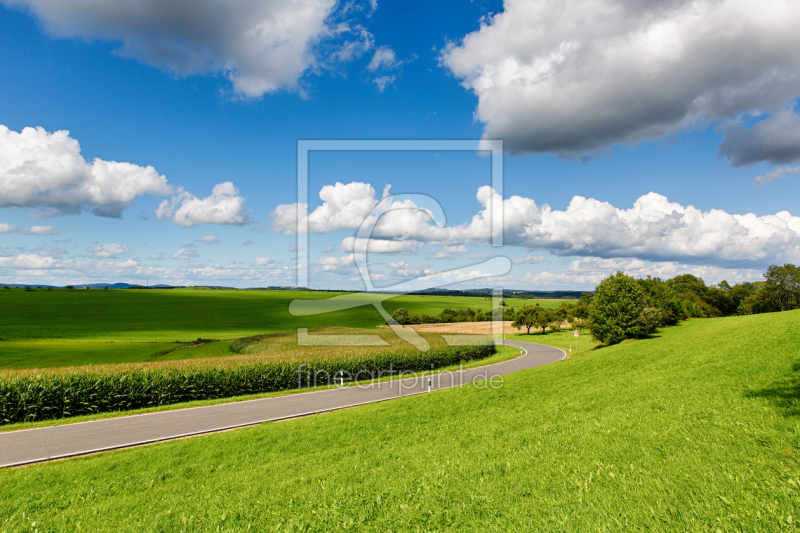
[[372, 75, 395, 92], [197, 235, 220, 245], [755, 165, 800, 187], [157, 182, 248, 227], [88, 243, 131, 258], [0, 223, 58, 235], [512, 255, 546, 264], [21, 225, 58, 235], [0, 253, 296, 287], [150, 254, 164, 260], [318, 253, 357, 270], [367, 46, 397, 71], [386, 261, 428, 278], [283, 181, 800, 268], [520, 257, 764, 288], [720, 107, 800, 167], [340, 236, 423, 254], [254, 257, 275, 267], [271, 181, 380, 235], [431, 244, 468, 260], [0, 125, 172, 217], [2, 0, 362, 98], [440, 0, 800, 156], [171, 248, 199, 261]]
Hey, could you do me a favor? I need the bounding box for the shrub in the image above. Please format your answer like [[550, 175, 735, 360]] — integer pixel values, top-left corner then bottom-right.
[[590, 272, 661, 345]]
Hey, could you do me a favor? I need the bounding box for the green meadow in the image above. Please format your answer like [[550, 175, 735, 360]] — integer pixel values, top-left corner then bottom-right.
[[2, 310, 798, 531], [0, 288, 564, 368]]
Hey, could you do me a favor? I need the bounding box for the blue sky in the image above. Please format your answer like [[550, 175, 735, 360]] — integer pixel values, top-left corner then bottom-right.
[[1, 0, 800, 290]]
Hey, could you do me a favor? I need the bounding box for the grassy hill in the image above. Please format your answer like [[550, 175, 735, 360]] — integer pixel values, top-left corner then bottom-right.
[[2, 311, 798, 531], [0, 289, 562, 368]]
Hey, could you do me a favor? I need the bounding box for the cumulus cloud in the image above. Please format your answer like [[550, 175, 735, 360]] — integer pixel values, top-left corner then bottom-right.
[[340, 236, 422, 254], [1, 0, 371, 98], [285, 181, 800, 268], [171, 248, 199, 261], [271, 181, 378, 235], [22, 225, 58, 235], [372, 75, 395, 92], [440, 0, 800, 156], [0, 125, 172, 217], [150, 254, 164, 260], [512, 255, 546, 264], [271, 181, 435, 239], [0, 224, 58, 235], [719, 108, 800, 167], [386, 261, 428, 278], [197, 235, 220, 245], [520, 257, 763, 288], [367, 46, 398, 71], [0, 253, 296, 287], [754, 165, 800, 187], [157, 182, 248, 227], [318, 253, 357, 271], [88, 243, 131, 258], [431, 244, 468, 260], [254, 257, 275, 267]]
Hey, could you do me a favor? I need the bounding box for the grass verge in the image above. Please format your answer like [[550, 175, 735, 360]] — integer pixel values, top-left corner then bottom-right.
[[1, 311, 798, 531]]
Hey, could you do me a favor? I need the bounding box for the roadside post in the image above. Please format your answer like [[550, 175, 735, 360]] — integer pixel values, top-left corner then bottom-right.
[[573, 329, 579, 353]]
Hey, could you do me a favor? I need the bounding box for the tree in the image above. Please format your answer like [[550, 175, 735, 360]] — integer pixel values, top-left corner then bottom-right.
[[762, 263, 800, 311], [533, 308, 552, 335], [512, 305, 541, 334], [390, 308, 410, 325], [636, 276, 684, 326], [590, 272, 661, 345], [66, 285, 74, 291]]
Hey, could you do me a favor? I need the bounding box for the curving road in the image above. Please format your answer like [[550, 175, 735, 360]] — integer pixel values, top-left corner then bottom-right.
[[0, 340, 564, 468]]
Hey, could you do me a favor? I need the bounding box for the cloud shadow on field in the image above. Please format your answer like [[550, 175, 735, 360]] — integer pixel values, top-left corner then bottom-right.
[[745, 361, 800, 418]]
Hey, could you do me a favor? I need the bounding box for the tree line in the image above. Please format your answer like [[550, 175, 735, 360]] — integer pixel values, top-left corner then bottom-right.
[[390, 263, 800, 346]]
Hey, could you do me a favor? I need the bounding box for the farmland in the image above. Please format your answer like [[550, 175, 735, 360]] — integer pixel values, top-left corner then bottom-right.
[[2, 309, 798, 531], [0, 327, 497, 425], [0, 288, 567, 368]]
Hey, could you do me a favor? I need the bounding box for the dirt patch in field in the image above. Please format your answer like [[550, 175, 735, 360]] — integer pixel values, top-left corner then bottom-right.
[[393, 321, 575, 335], [401, 321, 514, 335]]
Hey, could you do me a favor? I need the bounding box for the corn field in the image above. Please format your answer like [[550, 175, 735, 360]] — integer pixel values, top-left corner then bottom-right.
[[0, 343, 494, 425]]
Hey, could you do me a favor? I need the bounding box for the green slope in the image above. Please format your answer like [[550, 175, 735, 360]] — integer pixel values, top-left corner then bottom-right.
[[0, 289, 562, 368], [4, 312, 797, 531], [0, 288, 558, 342]]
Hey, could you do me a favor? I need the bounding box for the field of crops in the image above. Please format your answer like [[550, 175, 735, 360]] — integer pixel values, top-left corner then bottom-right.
[[3, 310, 797, 531], [0, 288, 567, 368], [0, 327, 496, 425]]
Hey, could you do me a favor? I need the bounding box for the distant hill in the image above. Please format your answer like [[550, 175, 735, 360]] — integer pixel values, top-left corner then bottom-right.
[[0, 283, 590, 295]]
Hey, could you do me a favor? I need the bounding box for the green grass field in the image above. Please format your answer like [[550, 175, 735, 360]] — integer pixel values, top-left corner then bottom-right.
[[2, 311, 798, 531], [505, 328, 600, 357], [0, 288, 566, 368]]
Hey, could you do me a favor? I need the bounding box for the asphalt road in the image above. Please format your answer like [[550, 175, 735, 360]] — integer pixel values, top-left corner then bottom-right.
[[0, 340, 565, 468]]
